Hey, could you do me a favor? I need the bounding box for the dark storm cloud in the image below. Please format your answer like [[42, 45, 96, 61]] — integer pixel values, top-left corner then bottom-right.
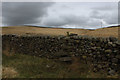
[[2, 2, 54, 26]]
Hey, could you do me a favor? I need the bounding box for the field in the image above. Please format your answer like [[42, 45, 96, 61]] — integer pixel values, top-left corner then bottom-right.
[[2, 26, 119, 38]]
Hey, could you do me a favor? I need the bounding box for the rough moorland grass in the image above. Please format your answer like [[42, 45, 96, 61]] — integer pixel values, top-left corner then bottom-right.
[[2, 53, 110, 78]]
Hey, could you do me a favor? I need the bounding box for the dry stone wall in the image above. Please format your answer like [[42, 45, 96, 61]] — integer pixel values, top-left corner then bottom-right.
[[2, 34, 120, 75]]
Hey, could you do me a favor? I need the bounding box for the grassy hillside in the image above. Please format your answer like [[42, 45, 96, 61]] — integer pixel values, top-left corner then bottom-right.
[[2, 26, 119, 38]]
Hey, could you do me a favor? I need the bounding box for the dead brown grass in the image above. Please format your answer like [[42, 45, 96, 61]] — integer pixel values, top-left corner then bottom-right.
[[2, 67, 18, 78], [2, 26, 119, 38]]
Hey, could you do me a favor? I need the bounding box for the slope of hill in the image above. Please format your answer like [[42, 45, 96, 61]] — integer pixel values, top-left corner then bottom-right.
[[2, 26, 119, 38]]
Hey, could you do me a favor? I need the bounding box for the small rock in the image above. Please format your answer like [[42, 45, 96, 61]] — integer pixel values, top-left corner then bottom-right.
[[69, 33, 78, 36], [82, 56, 87, 59], [109, 37, 117, 42], [105, 49, 112, 53], [108, 69, 116, 76], [59, 57, 72, 62], [46, 65, 50, 68], [108, 42, 113, 45], [108, 42, 116, 47], [116, 55, 120, 59], [112, 58, 118, 63]]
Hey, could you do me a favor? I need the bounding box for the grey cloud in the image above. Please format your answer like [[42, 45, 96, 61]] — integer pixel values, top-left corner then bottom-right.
[[44, 2, 118, 28], [92, 3, 117, 11], [2, 2, 118, 29], [90, 4, 118, 25], [0, 3, 2, 26], [63, 15, 88, 26], [90, 10, 101, 19], [91, 11, 118, 24], [104, 13, 118, 24], [87, 18, 101, 27], [43, 16, 68, 26], [44, 15, 89, 27], [118, 2, 120, 24], [2, 2, 54, 26], [44, 14, 101, 28]]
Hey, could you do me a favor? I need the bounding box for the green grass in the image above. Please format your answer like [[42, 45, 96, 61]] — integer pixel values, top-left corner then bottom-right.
[[2, 53, 110, 78]]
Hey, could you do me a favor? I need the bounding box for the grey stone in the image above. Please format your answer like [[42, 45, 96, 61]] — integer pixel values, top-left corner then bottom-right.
[[108, 69, 116, 76], [116, 55, 120, 59], [69, 33, 78, 36], [105, 49, 112, 53], [59, 57, 72, 62], [112, 58, 118, 63]]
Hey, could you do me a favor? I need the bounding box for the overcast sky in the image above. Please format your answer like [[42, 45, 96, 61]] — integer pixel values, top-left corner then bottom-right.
[[2, 2, 118, 29]]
